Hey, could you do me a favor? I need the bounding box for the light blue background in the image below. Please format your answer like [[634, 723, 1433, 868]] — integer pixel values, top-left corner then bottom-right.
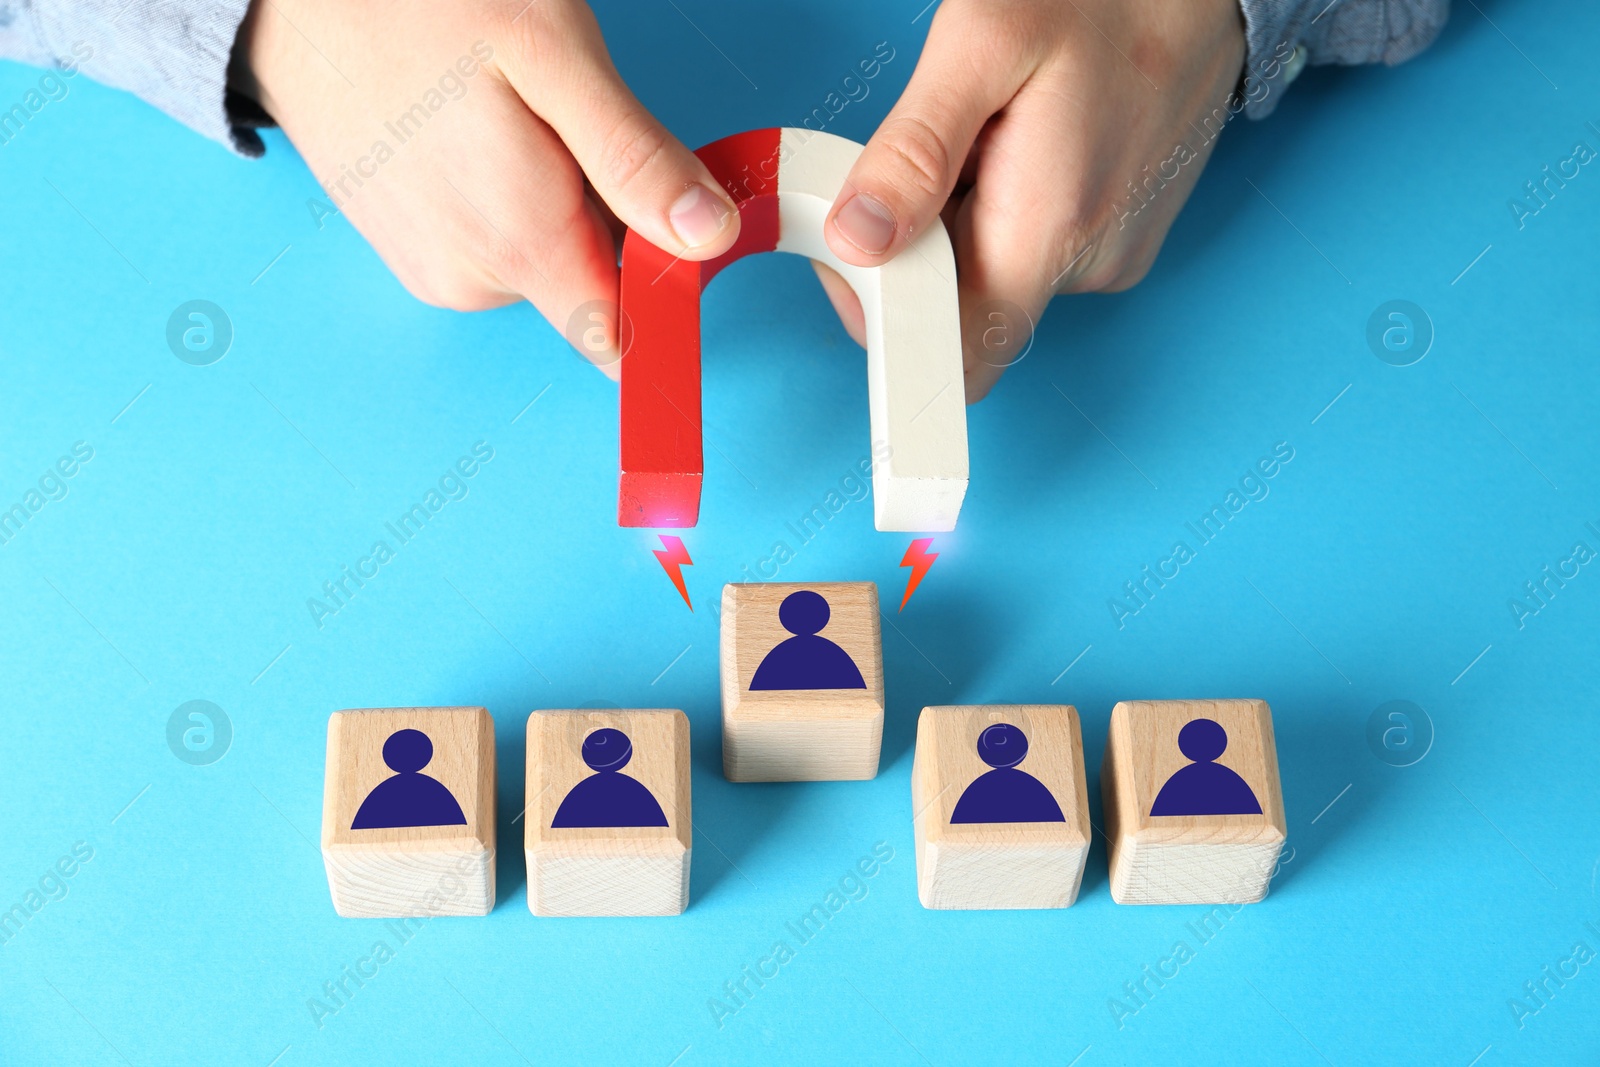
[[2, 0, 1598, 1063]]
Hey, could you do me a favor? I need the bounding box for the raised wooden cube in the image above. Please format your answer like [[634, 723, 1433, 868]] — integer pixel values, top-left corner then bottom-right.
[[321, 707, 496, 918], [720, 581, 884, 781], [524, 708, 691, 916], [1102, 699, 1287, 905], [913, 705, 1091, 909]]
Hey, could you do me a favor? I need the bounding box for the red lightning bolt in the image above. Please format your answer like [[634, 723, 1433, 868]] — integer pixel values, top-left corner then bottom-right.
[[653, 534, 693, 610], [899, 537, 938, 611]]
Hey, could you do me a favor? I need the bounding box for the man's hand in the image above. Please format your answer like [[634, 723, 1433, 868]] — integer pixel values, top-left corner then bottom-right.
[[813, 0, 1247, 400], [237, 0, 741, 378]]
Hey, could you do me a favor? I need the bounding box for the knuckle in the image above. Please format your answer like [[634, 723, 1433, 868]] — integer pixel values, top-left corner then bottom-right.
[[1064, 256, 1118, 293], [386, 258, 453, 309], [473, 189, 585, 297], [395, 273, 443, 308], [478, 235, 527, 288], [410, 273, 496, 312], [1102, 251, 1156, 293], [421, 222, 541, 310], [877, 114, 955, 203], [600, 113, 672, 197], [1066, 262, 1122, 294], [477, 227, 547, 296], [1047, 218, 1108, 293]]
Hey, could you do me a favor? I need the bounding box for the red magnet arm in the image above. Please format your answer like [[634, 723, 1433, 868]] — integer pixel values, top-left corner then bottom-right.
[[617, 128, 781, 528]]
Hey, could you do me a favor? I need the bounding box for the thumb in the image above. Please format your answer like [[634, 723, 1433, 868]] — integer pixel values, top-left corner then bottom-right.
[[825, 25, 1024, 266], [502, 6, 741, 260]]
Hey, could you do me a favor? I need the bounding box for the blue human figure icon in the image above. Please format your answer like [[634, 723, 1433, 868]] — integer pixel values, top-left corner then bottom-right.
[[1149, 718, 1262, 816], [351, 728, 468, 830], [949, 723, 1065, 824], [749, 590, 866, 691], [551, 728, 669, 828]]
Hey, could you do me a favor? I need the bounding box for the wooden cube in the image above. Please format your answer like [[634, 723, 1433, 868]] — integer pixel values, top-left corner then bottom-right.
[[912, 705, 1091, 909], [524, 708, 691, 916], [1102, 699, 1287, 905], [321, 707, 496, 918], [719, 581, 884, 781]]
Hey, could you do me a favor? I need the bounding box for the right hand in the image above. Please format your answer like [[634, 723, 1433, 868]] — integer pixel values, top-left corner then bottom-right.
[[809, 0, 1247, 401], [235, 0, 742, 378]]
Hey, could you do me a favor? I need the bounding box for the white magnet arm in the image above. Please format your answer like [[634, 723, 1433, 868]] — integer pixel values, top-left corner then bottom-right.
[[774, 128, 969, 533]]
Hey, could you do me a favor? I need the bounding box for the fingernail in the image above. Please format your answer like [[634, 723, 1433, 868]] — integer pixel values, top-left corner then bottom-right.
[[669, 184, 732, 248], [834, 193, 897, 255]]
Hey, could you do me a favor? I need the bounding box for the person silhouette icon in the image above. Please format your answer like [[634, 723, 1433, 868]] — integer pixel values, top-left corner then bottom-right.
[[351, 728, 468, 830], [551, 728, 669, 828], [949, 723, 1066, 824], [749, 590, 866, 691], [1149, 718, 1263, 816]]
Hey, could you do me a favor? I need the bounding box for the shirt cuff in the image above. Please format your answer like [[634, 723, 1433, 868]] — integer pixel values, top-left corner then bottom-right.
[[18, 0, 267, 155], [1237, 0, 1450, 119]]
